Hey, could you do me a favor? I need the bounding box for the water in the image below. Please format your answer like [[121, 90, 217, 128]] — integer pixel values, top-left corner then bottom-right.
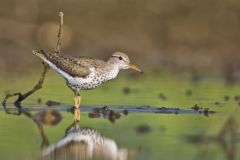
[[0, 73, 240, 160]]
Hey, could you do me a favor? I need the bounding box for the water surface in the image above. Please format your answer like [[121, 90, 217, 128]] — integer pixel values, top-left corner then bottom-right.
[[1, 73, 240, 160]]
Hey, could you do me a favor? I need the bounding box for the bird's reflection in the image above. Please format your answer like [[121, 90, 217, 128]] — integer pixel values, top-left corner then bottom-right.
[[43, 122, 128, 160], [2, 103, 130, 160]]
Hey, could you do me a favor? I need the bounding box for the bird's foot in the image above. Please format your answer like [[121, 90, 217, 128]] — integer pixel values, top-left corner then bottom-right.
[[73, 107, 80, 122]]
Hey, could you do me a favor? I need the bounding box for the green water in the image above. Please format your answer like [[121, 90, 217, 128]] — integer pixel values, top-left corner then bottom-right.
[[0, 71, 240, 160]]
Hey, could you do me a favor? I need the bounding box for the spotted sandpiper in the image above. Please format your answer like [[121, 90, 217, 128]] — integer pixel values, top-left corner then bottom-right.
[[32, 50, 143, 122]]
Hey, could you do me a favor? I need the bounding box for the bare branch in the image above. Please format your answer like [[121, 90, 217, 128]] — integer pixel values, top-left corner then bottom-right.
[[2, 12, 64, 105], [55, 12, 64, 54]]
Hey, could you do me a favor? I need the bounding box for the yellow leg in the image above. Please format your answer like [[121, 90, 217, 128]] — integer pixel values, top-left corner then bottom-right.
[[73, 95, 81, 122]]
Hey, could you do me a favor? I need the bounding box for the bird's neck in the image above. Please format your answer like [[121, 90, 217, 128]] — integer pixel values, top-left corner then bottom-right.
[[104, 64, 120, 80]]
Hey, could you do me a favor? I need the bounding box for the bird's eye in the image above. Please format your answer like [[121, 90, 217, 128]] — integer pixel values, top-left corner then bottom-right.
[[119, 57, 123, 60]]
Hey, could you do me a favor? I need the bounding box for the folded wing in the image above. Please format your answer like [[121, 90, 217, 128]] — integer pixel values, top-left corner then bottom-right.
[[32, 50, 90, 77]]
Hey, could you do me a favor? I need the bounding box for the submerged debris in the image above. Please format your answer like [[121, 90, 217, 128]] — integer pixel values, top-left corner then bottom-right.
[[198, 108, 216, 117], [224, 96, 230, 101], [213, 101, 224, 107], [122, 87, 139, 95], [135, 124, 151, 134], [88, 106, 127, 123], [191, 104, 202, 111], [132, 104, 216, 116], [46, 100, 61, 107], [37, 98, 42, 104], [33, 109, 62, 125], [122, 109, 129, 115], [234, 95, 240, 101], [108, 110, 121, 123], [185, 89, 193, 96], [122, 87, 131, 95], [191, 104, 216, 116], [158, 93, 167, 100]]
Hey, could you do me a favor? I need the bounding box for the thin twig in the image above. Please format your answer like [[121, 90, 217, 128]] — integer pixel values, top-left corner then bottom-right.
[[2, 12, 64, 105], [55, 12, 64, 54]]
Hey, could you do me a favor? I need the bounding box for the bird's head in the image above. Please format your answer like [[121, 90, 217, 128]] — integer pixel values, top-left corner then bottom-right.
[[108, 52, 143, 73]]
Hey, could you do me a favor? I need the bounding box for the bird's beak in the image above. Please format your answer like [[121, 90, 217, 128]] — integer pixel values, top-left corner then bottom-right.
[[129, 63, 143, 74]]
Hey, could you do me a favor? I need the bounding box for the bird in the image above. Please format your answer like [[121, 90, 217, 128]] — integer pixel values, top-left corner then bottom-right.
[[32, 50, 143, 122]]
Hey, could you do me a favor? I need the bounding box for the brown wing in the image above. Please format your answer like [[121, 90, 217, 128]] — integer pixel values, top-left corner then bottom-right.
[[34, 50, 91, 77], [68, 56, 107, 71]]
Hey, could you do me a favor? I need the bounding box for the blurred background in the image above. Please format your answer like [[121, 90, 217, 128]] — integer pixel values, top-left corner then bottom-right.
[[1, 0, 240, 83], [2, 1, 240, 160]]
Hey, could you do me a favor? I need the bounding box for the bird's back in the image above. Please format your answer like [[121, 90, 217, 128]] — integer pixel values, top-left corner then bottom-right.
[[67, 55, 107, 70]]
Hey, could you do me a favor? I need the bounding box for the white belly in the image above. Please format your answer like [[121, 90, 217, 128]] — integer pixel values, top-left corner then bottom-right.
[[66, 66, 119, 91], [66, 68, 102, 91]]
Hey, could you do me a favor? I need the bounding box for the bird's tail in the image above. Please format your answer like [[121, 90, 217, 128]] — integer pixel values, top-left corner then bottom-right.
[[32, 50, 58, 64], [32, 49, 57, 69], [32, 50, 47, 60]]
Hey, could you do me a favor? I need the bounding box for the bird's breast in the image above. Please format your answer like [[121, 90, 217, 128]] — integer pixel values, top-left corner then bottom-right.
[[66, 66, 119, 91], [66, 68, 106, 90]]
